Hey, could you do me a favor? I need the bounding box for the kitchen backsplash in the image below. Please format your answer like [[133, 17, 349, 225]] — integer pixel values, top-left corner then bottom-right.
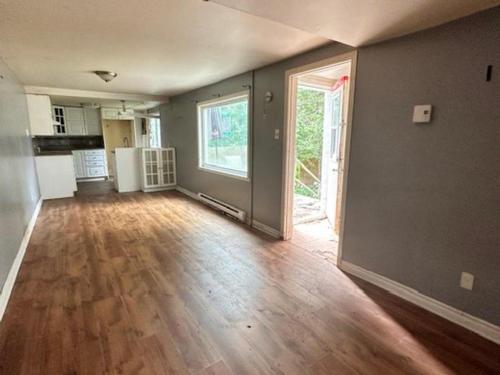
[[33, 136, 104, 153]]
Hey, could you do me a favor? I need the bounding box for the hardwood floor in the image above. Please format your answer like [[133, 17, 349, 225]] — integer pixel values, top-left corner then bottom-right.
[[1, 187, 499, 374]]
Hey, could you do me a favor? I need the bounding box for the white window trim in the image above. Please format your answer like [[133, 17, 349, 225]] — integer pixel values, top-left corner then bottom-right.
[[197, 91, 250, 180]]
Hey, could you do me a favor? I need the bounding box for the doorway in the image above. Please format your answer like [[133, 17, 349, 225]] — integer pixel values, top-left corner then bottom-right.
[[282, 52, 357, 265], [102, 119, 135, 177]]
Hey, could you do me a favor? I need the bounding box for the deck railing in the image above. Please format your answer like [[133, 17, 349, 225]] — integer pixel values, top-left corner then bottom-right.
[[295, 158, 320, 199]]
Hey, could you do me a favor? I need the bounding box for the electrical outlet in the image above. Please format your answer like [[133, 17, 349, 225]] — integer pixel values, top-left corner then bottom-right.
[[460, 272, 474, 290], [274, 128, 280, 140]]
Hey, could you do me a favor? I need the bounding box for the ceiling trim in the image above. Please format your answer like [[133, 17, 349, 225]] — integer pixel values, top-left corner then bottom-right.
[[24, 86, 169, 104]]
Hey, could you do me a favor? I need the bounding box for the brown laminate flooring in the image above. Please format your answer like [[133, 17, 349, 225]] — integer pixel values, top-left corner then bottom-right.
[[1, 184, 499, 374]]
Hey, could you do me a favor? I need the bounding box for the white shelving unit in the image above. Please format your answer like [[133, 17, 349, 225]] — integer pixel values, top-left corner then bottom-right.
[[140, 148, 176, 192]]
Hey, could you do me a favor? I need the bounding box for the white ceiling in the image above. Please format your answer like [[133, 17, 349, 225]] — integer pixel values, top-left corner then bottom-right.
[[211, 0, 500, 47], [2, 0, 498, 99], [0, 0, 328, 96]]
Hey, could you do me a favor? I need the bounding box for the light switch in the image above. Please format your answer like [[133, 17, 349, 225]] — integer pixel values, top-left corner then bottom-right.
[[413, 104, 432, 123], [274, 128, 280, 140], [460, 272, 474, 290]]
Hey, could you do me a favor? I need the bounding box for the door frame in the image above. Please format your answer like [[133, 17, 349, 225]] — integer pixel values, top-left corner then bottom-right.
[[280, 51, 357, 266]]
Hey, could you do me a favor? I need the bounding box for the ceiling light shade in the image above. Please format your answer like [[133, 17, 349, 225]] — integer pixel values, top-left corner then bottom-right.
[[94, 71, 117, 83]]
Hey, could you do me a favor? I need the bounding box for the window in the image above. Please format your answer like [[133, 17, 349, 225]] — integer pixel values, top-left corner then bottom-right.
[[197, 92, 249, 178], [149, 118, 161, 148]]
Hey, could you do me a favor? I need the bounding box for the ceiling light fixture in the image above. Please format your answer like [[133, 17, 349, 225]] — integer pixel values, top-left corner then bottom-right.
[[94, 70, 117, 83]]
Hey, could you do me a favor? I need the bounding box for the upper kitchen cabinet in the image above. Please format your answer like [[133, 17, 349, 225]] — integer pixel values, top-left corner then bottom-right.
[[65, 107, 86, 135], [26, 94, 54, 136], [52, 106, 67, 134], [101, 107, 135, 120], [50, 105, 103, 136], [83, 107, 102, 135]]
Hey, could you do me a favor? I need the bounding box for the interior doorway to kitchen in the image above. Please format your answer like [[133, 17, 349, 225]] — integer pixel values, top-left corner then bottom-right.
[[282, 52, 356, 265], [102, 119, 135, 177]]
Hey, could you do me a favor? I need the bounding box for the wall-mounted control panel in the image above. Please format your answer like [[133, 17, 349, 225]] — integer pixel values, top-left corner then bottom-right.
[[413, 104, 432, 123], [274, 128, 280, 140], [460, 272, 474, 291]]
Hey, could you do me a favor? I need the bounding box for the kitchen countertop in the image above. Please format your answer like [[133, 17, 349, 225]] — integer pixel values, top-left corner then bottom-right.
[[35, 151, 73, 156], [34, 147, 105, 156]]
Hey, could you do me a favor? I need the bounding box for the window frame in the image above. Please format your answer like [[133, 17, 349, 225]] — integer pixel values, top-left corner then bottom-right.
[[197, 91, 250, 180]]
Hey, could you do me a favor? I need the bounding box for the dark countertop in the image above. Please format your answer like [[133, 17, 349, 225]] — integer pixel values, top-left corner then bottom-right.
[[35, 151, 73, 156], [32, 135, 102, 138], [34, 147, 105, 156]]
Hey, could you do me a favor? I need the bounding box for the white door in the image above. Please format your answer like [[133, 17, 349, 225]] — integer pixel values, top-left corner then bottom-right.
[[143, 149, 161, 187], [159, 148, 176, 186], [66, 107, 86, 135], [72, 151, 86, 178], [83, 108, 102, 135], [27, 95, 54, 135], [325, 86, 344, 225], [52, 106, 67, 135]]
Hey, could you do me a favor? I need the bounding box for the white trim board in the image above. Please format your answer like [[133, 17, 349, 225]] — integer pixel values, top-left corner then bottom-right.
[[340, 261, 500, 345], [175, 185, 198, 201], [24, 86, 169, 104], [0, 198, 42, 321], [280, 51, 358, 270], [251, 220, 281, 239]]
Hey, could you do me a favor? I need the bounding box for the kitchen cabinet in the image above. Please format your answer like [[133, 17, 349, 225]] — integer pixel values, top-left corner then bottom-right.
[[101, 107, 135, 120], [140, 148, 176, 192], [26, 94, 54, 135], [65, 107, 86, 135], [72, 149, 108, 179], [101, 108, 119, 120], [35, 155, 77, 199], [52, 106, 67, 134], [114, 148, 141, 193], [83, 107, 102, 135], [51, 105, 102, 136], [72, 150, 86, 178]]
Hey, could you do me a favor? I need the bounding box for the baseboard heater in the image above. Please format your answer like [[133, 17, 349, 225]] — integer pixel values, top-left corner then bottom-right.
[[197, 193, 246, 222]]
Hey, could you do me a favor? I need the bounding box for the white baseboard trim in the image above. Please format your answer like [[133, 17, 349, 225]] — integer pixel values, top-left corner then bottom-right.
[[0, 198, 42, 321], [340, 261, 500, 345], [175, 185, 199, 201], [252, 220, 281, 239], [176, 186, 282, 239], [143, 185, 177, 193]]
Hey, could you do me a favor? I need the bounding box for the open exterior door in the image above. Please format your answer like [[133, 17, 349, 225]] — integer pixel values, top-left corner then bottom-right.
[[325, 83, 344, 229]]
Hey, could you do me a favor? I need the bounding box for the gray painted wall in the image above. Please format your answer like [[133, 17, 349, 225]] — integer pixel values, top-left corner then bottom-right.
[[342, 7, 500, 325], [161, 44, 353, 225], [160, 7, 500, 325], [251, 43, 353, 228], [161, 73, 253, 217], [0, 59, 40, 292]]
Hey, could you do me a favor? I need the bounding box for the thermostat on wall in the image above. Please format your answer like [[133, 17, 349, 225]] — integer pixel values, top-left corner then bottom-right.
[[413, 104, 432, 123]]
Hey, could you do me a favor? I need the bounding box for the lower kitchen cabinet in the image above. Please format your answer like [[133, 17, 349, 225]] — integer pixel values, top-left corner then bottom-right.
[[35, 155, 77, 199], [72, 149, 108, 179]]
